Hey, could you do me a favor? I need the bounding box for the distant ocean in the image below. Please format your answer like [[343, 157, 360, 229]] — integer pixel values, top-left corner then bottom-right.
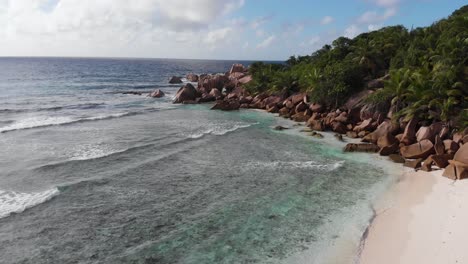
[[0, 57, 395, 264]]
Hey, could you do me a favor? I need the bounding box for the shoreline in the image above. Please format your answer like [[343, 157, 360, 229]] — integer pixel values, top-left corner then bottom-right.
[[359, 168, 468, 264]]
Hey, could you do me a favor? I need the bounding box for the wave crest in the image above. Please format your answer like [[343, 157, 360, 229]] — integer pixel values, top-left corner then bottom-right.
[[0, 188, 60, 219]]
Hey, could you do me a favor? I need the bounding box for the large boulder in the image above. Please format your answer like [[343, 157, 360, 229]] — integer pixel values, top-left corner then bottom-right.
[[290, 93, 308, 105], [186, 73, 199, 82], [169, 76, 183, 84], [331, 121, 347, 134], [444, 139, 460, 154], [307, 119, 324, 131], [401, 118, 418, 145], [344, 143, 380, 153], [173, 83, 198, 103], [148, 89, 165, 98], [197, 93, 216, 103], [295, 102, 308, 113], [400, 139, 434, 159], [229, 64, 245, 75], [379, 143, 399, 156], [309, 103, 324, 113], [209, 88, 222, 99], [443, 144, 468, 180], [238, 75, 252, 84], [377, 132, 397, 148], [263, 96, 283, 108], [363, 119, 399, 144], [415, 122, 444, 143], [404, 158, 423, 169], [199, 74, 229, 93], [353, 118, 373, 133]]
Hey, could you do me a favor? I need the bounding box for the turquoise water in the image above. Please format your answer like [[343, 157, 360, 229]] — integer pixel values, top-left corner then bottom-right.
[[0, 58, 394, 264]]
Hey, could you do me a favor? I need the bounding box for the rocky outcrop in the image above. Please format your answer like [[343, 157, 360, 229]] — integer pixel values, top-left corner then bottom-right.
[[173, 83, 198, 104], [148, 89, 165, 98], [186, 73, 199, 82], [169, 76, 183, 84], [400, 139, 434, 159], [443, 143, 468, 180], [198, 74, 230, 93]]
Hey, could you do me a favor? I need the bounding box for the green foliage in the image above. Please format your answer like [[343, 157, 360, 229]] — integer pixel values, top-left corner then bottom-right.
[[245, 5, 468, 128]]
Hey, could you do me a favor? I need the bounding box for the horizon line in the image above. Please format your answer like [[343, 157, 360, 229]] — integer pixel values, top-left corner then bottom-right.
[[0, 55, 285, 62]]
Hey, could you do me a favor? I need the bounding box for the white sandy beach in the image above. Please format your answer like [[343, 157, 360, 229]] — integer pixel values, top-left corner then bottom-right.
[[360, 168, 468, 264]]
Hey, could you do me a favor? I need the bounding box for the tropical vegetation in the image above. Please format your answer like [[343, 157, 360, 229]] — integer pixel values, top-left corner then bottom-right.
[[245, 5, 468, 128]]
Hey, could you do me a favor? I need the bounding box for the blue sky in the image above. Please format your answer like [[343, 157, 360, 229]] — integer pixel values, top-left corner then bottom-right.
[[0, 0, 465, 60]]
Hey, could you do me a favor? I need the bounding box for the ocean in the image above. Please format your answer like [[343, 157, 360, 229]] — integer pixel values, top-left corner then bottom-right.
[[0, 57, 395, 264]]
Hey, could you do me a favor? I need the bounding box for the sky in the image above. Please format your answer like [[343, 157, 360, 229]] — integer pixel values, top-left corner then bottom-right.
[[0, 0, 465, 60]]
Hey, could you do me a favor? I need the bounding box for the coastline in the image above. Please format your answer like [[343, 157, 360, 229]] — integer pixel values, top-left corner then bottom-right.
[[359, 168, 468, 264]]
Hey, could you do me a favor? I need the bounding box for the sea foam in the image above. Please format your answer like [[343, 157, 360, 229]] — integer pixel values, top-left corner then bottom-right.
[[187, 122, 258, 139], [0, 112, 133, 133], [0, 188, 60, 219]]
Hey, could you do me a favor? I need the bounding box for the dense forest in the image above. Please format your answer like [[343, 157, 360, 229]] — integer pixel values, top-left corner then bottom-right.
[[245, 5, 468, 129]]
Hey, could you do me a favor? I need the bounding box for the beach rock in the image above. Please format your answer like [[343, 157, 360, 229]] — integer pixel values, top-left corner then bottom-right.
[[238, 75, 252, 84], [229, 64, 245, 75], [266, 105, 279, 113], [377, 133, 397, 148], [421, 156, 434, 172], [173, 83, 198, 103], [310, 131, 324, 138], [209, 88, 222, 99], [307, 119, 324, 131], [400, 139, 434, 159], [148, 89, 165, 98], [199, 74, 229, 93], [295, 102, 308, 113], [331, 121, 347, 134], [358, 131, 369, 138], [309, 103, 324, 113], [291, 93, 308, 105], [401, 118, 418, 145], [334, 134, 344, 141], [379, 143, 399, 156], [197, 93, 216, 103], [334, 112, 348, 124], [389, 154, 406, 163], [431, 154, 453, 168], [292, 112, 310, 122], [274, 125, 288, 131], [186, 73, 199, 82], [439, 126, 450, 139], [264, 96, 283, 108], [279, 107, 290, 117], [444, 139, 460, 154], [453, 132, 463, 144], [239, 96, 253, 104], [343, 143, 380, 153], [169, 76, 183, 84], [416, 122, 444, 143], [346, 131, 358, 138], [434, 135, 445, 155], [211, 100, 240, 111], [353, 118, 373, 133], [363, 120, 399, 144], [404, 158, 423, 169], [454, 143, 468, 164]]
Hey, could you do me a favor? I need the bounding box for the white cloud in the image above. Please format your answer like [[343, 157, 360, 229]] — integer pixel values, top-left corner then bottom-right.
[[0, 0, 245, 57], [204, 27, 233, 45], [368, 24, 383, 31], [357, 7, 396, 24], [320, 16, 334, 25], [256, 35, 276, 49], [344, 24, 361, 38], [367, 0, 400, 7], [250, 15, 272, 29], [300, 36, 320, 47]]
